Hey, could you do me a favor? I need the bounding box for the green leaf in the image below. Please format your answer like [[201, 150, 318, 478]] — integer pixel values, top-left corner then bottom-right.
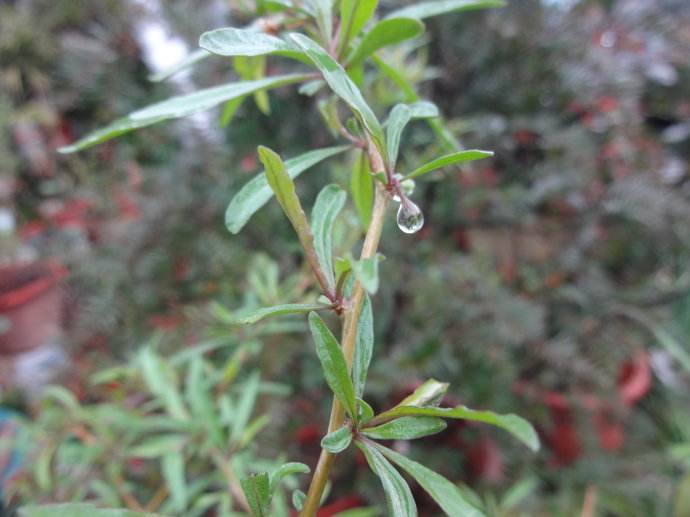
[[258, 146, 317, 255], [226, 146, 349, 234], [407, 100, 440, 119], [231, 372, 261, 444], [308, 0, 334, 41], [223, 303, 331, 325], [355, 440, 417, 517], [162, 452, 187, 512], [321, 426, 353, 453], [358, 398, 375, 423], [149, 49, 211, 82], [352, 294, 374, 399], [397, 379, 449, 408], [308, 312, 358, 420], [127, 435, 187, 458], [312, 184, 347, 289], [350, 151, 374, 229], [369, 406, 540, 451], [18, 504, 165, 517], [138, 347, 189, 421], [339, 0, 378, 51], [200, 28, 306, 63], [386, 104, 413, 169], [289, 33, 385, 153], [351, 254, 383, 294], [58, 74, 309, 153], [269, 462, 311, 493], [241, 473, 271, 517], [185, 357, 224, 447], [219, 95, 246, 127], [348, 18, 425, 67], [292, 489, 307, 511], [373, 442, 486, 517], [386, 0, 505, 20], [362, 417, 447, 441], [405, 150, 493, 179]]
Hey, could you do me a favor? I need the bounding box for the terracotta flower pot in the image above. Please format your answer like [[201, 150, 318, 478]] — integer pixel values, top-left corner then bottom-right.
[[0, 261, 67, 356]]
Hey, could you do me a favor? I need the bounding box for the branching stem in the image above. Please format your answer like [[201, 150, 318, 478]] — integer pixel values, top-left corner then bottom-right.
[[300, 181, 390, 516]]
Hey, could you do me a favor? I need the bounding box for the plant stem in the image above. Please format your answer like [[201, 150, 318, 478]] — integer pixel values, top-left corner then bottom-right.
[[300, 181, 390, 516]]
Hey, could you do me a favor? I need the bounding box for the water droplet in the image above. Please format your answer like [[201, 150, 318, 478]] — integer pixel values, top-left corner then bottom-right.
[[397, 200, 424, 234]]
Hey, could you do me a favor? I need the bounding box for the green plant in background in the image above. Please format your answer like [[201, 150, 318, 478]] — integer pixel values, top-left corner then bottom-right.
[[23, 1, 543, 515]]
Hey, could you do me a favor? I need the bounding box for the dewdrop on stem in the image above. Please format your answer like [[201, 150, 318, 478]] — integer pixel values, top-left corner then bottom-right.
[[396, 198, 424, 234]]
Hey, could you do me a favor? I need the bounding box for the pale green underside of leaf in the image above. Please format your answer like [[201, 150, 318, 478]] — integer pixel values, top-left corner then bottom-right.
[[362, 416, 447, 440], [397, 378, 449, 408], [339, 0, 378, 49], [225, 303, 330, 325], [405, 150, 494, 179], [289, 33, 385, 153], [356, 441, 417, 517], [373, 405, 540, 451], [351, 255, 381, 294], [226, 145, 349, 234], [374, 442, 486, 517], [308, 312, 358, 420], [199, 28, 309, 64], [321, 425, 353, 453], [386, 0, 506, 20], [18, 504, 164, 517], [312, 184, 347, 289], [59, 73, 309, 153], [269, 462, 311, 494], [348, 17, 425, 67], [149, 48, 211, 82]]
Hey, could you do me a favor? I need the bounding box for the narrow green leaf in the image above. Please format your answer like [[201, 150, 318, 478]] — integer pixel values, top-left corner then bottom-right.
[[312, 184, 347, 289], [362, 417, 447, 441], [128, 435, 187, 458], [321, 426, 353, 453], [374, 442, 486, 517], [162, 452, 187, 512], [370, 405, 540, 451], [397, 379, 449, 408], [219, 95, 246, 127], [339, 0, 378, 51], [138, 348, 189, 421], [308, 312, 358, 420], [407, 100, 440, 119], [230, 373, 261, 444], [355, 440, 417, 517], [185, 357, 224, 447], [226, 146, 348, 234], [292, 489, 306, 511], [222, 303, 330, 325], [241, 473, 271, 517], [200, 28, 306, 63], [59, 74, 309, 153], [269, 462, 311, 493], [19, 504, 165, 517], [352, 294, 374, 399], [308, 0, 334, 41], [358, 398, 375, 423], [149, 49, 211, 82], [289, 33, 385, 152], [405, 150, 494, 180], [386, 0, 506, 20], [348, 18, 425, 67], [386, 104, 413, 169], [258, 146, 315, 251], [351, 151, 374, 229], [351, 254, 382, 294]]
